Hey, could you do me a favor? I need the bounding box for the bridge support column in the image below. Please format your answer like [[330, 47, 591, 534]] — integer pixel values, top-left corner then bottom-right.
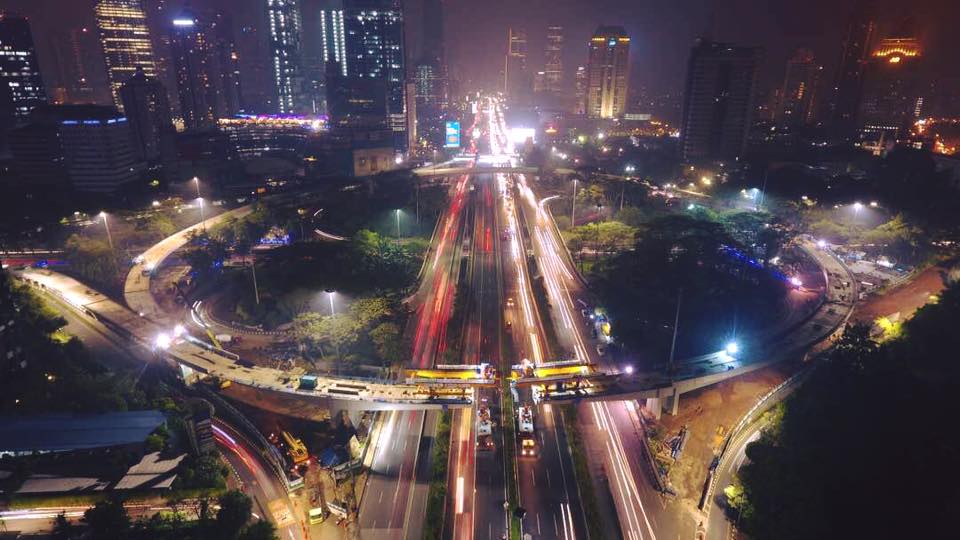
[[335, 409, 363, 430], [665, 388, 681, 416], [645, 398, 663, 420]]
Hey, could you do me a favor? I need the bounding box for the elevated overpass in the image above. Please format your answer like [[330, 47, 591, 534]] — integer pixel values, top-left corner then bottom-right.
[[20, 268, 471, 415]]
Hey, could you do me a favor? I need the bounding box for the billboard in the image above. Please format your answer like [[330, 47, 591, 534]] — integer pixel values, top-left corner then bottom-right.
[[444, 121, 461, 148]]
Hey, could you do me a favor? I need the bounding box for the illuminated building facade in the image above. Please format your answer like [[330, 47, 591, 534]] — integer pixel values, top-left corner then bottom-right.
[[586, 26, 630, 119], [218, 114, 326, 160], [776, 48, 821, 127], [170, 10, 242, 130], [505, 28, 530, 104], [94, 0, 158, 109], [544, 26, 564, 95], [319, 0, 347, 77], [679, 39, 761, 163], [339, 0, 407, 151], [0, 12, 47, 123], [266, 0, 306, 114], [858, 36, 922, 142], [573, 65, 587, 115]]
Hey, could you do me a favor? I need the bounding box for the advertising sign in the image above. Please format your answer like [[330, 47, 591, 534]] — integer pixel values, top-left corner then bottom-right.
[[445, 121, 461, 148]]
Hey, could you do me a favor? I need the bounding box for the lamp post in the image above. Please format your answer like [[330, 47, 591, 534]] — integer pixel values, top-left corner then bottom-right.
[[395, 209, 402, 246], [852, 201, 863, 224], [570, 177, 578, 227], [193, 177, 205, 232], [99, 212, 113, 250], [326, 289, 336, 315], [594, 203, 603, 260]]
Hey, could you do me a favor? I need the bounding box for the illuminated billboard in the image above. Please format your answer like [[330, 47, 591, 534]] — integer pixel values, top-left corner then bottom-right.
[[444, 121, 461, 148]]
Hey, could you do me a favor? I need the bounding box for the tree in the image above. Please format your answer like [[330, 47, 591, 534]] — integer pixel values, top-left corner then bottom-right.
[[292, 311, 325, 351], [370, 322, 404, 364], [238, 519, 279, 540], [52, 512, 75, 540], [319, 313, 361, 360], [349, 297, 391, 328], [216, 490, 253, 540], [83, 497, 131, 540], [145, 213, 177, 239], [63, 234, 121, 287]]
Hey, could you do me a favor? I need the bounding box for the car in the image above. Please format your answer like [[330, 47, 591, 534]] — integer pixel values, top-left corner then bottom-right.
[[506, 297, 515, 307], [595, 344, 606, 356]]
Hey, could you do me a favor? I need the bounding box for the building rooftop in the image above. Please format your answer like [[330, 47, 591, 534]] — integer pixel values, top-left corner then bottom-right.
[[0, 411, 166, 453]]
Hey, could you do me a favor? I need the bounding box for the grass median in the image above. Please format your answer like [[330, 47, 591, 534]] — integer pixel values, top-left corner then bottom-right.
[[422, 410, 453, 540]]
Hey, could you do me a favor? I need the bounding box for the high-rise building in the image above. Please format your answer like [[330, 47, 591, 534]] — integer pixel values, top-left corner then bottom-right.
[[119, 67, 174, 162], [776, 48, 821, 127], [266, 0, 306, 114], [170, 11, 217, 129], [169, 10, 242, 129], [827, 0, 876, 136], [411, 0, 447, 148], [339, 0, 407, 151], [586, 26, 630, 119], [319, 0, 347, 77], [0, 13, 47, 123], [94, 0, 159, 109], [505, 28, 530, 104], [679, 39, 761, 163], [573, 65, 587, 115], [544, 25, 563, 95], [11, 105, 142, 193], [858, 36, 922, 142]]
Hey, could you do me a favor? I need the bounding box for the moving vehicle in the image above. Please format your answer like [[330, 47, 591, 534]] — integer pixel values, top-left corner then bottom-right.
[[517, 404, 538, 458], [477, 405, 494, 451]]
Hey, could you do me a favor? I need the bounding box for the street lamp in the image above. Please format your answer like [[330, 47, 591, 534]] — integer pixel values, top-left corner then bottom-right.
[[99, 211, 113, 250], [570, 177, 578, 227], [197, 197, 205, 232], [326, 289, 336, 315], [852, 201, 863, 223], [395, 209, 402, 246], [725, 341, 739, 356], [194, 177, 205, 232]]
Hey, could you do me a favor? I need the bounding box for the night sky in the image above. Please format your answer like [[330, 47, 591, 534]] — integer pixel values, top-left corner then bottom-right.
[[2, 0, 956, 102]]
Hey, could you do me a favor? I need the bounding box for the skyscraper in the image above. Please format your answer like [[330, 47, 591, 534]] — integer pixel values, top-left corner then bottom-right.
[[544, 26, 564, 95], [858, 36, 922, 142], [776, 48, 821, 127], [0, 12, 47, 123], [170, 11, 217, 129], [573, 65, 587, 115], [679, 39, 761, 163], [411, 0, 447, 148], [319, 0, 347, 77], [169, 10, 242, 129], [339, 0, 407, 151], [586, 26, 630, 119], [120, 67, 175, 163], [827, 0, 876, 136], [93, 0, 159, 109], [266, 0, 305, 114], [505, 28, 530, 104]]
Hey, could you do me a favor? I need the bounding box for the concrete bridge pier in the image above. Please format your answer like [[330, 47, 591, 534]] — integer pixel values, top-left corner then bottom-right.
[[335, 409, 364, 429], [665, 387, 681, 416]]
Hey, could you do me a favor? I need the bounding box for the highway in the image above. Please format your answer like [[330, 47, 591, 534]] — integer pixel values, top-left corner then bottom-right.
[[357, 109, 482, 538]]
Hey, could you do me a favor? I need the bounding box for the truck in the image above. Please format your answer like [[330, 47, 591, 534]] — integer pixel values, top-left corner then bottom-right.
[[299, 375, 319, 391], [517, 404, 537, 458], [477, 405, 494, 451]]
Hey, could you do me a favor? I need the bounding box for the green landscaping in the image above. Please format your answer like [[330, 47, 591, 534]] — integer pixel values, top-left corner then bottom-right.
[[422, 410, 453, 540], [728, 279, 960, 539]]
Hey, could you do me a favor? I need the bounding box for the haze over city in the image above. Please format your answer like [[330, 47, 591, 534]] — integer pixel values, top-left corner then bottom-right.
[[1, 1, 959, 539]]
